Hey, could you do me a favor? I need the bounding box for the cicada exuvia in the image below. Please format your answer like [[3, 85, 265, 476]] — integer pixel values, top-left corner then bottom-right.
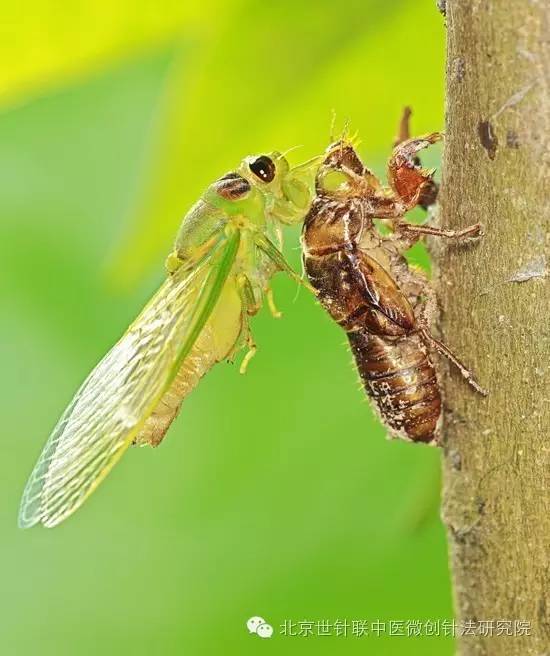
[[302, 114, 486, 445], [19, 150, 318, 528]]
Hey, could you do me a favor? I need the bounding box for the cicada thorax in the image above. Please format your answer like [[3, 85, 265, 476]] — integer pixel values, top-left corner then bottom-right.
[[134, 168, 285, 448], [135, 181, 269, 449], [303, 195, 442, 445]]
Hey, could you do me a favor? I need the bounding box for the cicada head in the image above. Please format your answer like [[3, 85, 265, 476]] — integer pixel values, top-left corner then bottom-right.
[[238, 151, 320, 225]]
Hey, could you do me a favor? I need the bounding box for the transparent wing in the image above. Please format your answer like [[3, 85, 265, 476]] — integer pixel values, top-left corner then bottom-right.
[[19, 232, 241, 528]]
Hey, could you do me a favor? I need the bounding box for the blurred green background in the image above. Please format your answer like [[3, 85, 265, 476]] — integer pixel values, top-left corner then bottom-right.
[[0, 1, 452, 653]]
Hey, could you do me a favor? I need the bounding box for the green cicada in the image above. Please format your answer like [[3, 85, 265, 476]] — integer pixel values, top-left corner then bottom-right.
[[19, 151, 318, 528]]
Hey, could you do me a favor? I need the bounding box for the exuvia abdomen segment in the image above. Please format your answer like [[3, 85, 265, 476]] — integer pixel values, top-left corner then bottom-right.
[[348, 331, 441, 444]]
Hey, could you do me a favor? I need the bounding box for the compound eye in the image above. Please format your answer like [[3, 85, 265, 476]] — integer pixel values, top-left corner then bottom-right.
[[249, 155, 275, 183]]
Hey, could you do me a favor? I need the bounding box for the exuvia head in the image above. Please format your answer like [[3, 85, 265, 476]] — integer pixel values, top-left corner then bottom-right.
[[323, 140, 364, 175], [315, 140, 379, 198]]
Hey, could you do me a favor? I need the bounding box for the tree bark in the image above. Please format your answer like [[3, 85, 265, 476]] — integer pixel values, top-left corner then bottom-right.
[[436, 1, 550, 655]]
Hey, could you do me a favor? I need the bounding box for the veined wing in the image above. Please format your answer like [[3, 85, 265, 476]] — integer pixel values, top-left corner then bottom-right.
[[19, 231, 241, 528]]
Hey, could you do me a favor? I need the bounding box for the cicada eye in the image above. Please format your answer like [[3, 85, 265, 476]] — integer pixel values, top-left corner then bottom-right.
[[249, 156, 276, 183]]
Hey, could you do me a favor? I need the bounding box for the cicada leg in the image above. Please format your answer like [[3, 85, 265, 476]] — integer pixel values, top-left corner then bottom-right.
[[389, 106, 441, 210], [235, 273, 259, 375], [165, 250, 185, 275], [416, 285, 488, 396], [419, 329, 488, 396], [395, 221, 484, 242], [387, 110, 483, 245], [393, 106, 414, 148], [239, 342, 257, 375], [253, 233, 315, 294], [266, 287, 282, 319]]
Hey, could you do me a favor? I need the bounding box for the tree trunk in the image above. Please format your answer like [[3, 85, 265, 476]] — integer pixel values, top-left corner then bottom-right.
[[436, 1, 550, 655]]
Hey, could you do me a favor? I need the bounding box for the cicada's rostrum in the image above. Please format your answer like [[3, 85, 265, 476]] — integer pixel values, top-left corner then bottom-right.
[[302, 116, 486, 445]]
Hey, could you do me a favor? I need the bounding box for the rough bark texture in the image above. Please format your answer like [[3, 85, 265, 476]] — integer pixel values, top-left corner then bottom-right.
[[436, 1, 549, 655]]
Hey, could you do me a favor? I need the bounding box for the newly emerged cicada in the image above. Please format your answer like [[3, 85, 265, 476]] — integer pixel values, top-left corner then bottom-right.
[[302, 114, 486, 445], [19, 151, 318, 528]]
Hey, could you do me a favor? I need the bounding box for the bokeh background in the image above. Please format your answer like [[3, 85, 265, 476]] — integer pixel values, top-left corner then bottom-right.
[[0, 1, 451, 653]]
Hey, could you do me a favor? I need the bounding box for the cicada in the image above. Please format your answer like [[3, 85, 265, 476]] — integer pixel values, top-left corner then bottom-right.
[[302, 115, 486, 445], [19, 151, 317, 528]]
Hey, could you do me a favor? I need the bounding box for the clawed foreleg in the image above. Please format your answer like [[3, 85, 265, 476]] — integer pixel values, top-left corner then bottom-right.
[[389, 107, 442, 209]]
